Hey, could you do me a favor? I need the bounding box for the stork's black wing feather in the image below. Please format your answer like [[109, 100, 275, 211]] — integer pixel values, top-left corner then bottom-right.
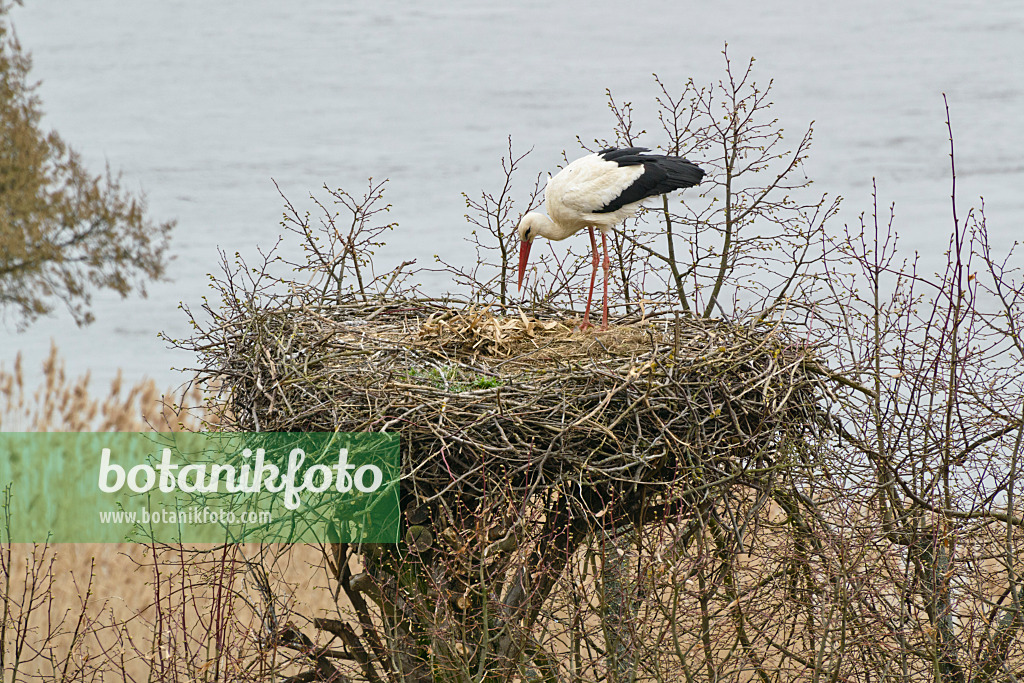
[[597, 147, 651, 163], [595, 148, 705, 214]]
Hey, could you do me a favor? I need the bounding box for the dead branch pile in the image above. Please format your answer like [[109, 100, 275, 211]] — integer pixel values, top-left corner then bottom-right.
[[196, 298, 833, 526]]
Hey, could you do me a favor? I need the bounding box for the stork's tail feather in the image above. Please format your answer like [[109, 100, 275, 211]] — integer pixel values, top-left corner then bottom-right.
[[657, 157, 705, 191]]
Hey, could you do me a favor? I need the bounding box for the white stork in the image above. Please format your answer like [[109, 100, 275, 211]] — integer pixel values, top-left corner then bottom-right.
[[516, 146, 705, 329]]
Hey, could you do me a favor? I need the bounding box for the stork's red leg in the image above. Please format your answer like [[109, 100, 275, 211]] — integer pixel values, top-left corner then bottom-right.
[[581, 226, 600, 329], [600, 231, 610, 329]]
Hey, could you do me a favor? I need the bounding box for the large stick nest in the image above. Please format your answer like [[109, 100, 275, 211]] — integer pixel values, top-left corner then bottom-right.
[[199, 299, 834, 525]]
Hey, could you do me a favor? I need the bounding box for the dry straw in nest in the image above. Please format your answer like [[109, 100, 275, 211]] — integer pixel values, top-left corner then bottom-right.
[[201, 298, 833, 523]]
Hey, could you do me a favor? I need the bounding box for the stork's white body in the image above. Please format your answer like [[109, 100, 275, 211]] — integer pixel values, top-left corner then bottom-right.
[[545, 155, 648, 236], [517, 147, 704, 328]]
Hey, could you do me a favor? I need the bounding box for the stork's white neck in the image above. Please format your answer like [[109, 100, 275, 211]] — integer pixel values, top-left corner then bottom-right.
[[519, 211, 581, 242]]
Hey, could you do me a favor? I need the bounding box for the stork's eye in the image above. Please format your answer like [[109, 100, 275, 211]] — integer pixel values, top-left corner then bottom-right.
[[524, 228, 532, 240]]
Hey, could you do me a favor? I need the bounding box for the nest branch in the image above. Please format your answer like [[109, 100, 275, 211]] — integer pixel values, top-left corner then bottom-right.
[[190, 298, 834, 533]]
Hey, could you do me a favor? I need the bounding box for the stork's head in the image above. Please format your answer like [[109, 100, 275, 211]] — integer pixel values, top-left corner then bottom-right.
[[516, 212, 545, 290]]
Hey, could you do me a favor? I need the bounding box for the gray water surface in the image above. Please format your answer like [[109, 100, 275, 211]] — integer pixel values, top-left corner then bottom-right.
[[5, 0, 1023, 391]]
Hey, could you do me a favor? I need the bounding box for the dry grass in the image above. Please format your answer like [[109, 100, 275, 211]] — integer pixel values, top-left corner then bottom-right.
[[0, 346, 343, 680], [0, 342, 201, 432]]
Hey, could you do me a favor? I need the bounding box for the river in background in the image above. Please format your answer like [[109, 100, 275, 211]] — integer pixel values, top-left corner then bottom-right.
[[4, 0, 1023, 392]]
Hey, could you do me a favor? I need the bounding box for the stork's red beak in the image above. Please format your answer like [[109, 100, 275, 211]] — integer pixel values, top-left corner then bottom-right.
[[517, 240, 532, 290]]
